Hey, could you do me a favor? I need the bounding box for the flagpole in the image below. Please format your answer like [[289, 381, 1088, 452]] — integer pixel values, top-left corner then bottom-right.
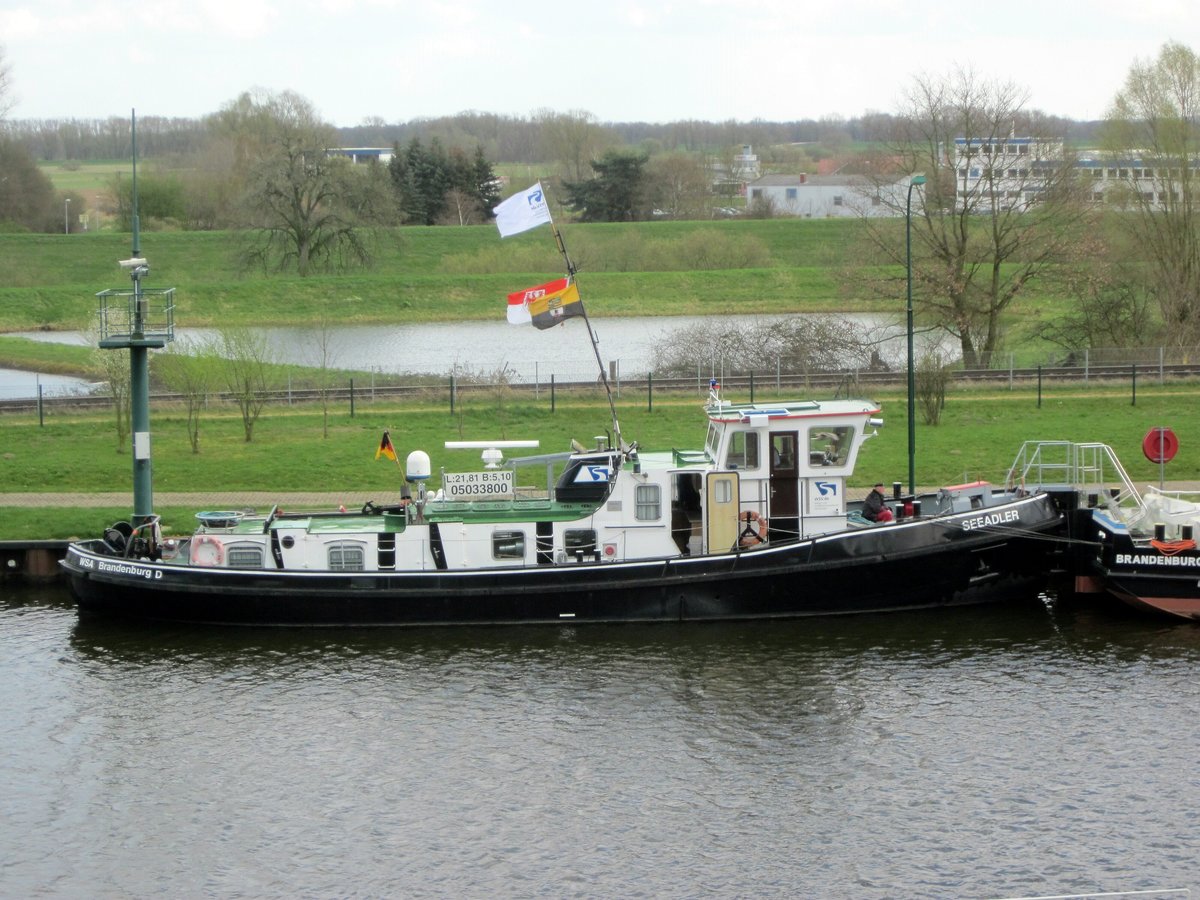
[[548, 219, 623, 451], [493, 181, 622, 450]]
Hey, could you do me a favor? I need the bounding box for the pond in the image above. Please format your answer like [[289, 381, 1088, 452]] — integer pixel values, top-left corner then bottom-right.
[[5, 313, 957, 395]]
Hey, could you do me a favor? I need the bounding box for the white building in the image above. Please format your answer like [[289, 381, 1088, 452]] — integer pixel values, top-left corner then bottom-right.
[[952, 137, 1065, 211], [751, 137, 1197, 218], [1075, 154, 1200, 209], [327, 147, 395, 165], [747, 174, 911, 218], [954, 137, 1200, 211], [732, 145, 761, 182]]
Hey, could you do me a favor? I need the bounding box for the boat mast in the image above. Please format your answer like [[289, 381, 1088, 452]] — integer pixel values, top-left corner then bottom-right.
[[96, 110, 176, 528], [549, 221, 623, 450]]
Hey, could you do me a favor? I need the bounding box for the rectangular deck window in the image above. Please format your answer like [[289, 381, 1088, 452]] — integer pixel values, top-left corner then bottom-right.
[[493, 530, 526, 560], [328, 543, 365, 571], [635, 484, 662, 521], [226, 545, 265, 569]]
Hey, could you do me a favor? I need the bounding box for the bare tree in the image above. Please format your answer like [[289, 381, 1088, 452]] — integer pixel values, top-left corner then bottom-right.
[[87, 341, 131, 451], [302, 312, 340, 439], [437, 188, 487, 226], [649, 316, 877, 378], [212, 90, 379, 275], [1104, 41, 1200, 353], [157, 341, 220, 453], [646, 152, 712, 219], [1036, 245, 1156, 354], [217, 328, 274, 443], [533, 109, 612, 182], [0, 44, 13, 120], [860, 68, 1094, 367]]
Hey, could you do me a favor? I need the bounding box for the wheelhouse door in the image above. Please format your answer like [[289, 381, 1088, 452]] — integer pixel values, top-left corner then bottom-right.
[[705, 472, 740, 554], [769, 430, 799, 541]]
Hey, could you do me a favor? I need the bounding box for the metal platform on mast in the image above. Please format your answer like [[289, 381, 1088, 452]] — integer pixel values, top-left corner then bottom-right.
[[96, 254, 174, 348]]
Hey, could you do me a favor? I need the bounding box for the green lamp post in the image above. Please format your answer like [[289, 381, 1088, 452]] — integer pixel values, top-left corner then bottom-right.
[[905, 173, 926, 496]]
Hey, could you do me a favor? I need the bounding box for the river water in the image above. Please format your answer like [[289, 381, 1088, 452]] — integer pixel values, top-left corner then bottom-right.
[[5, 314, 955, 397], [3, 583, 1197, 898]]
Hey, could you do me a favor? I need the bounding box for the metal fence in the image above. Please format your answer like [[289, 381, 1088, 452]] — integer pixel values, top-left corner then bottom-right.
[[6, 353, 1200, 422]]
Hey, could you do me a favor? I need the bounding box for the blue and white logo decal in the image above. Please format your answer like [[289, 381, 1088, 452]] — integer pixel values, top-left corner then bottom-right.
[[574, 465, 613, 483]]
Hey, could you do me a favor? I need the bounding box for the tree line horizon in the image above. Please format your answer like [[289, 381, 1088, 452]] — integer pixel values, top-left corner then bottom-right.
[[4, 108, 1108, 166], [3, 42, 1200, 369]]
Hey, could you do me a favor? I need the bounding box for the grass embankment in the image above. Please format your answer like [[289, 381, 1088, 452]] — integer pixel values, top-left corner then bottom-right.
[[0, 218, 1067, 336], [2, 379, 1197, 539]]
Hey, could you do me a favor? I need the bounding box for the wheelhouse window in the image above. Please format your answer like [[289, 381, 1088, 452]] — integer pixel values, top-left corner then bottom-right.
[[727, 431, 760, 470], [226, 544, 265, 569], [492, 530, 526, 560], [770, 434, 797, 470], [635, 484, 662, 521], [808, 426, 853, 467], [705, 422, 722, 460], [328, 542, 365, 571]]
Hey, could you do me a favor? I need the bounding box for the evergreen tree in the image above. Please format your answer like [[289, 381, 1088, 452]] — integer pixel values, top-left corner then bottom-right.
[[563, 149, 655, 222], [389, 138, 500, 226], [470, 144, 501, 212]]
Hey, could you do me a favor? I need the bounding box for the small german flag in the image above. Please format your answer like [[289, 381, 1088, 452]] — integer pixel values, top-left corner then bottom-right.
[[375, 430, 397, 461]]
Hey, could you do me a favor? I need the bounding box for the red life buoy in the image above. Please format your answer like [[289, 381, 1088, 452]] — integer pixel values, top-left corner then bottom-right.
[[738, 510, 769, 547], [191, 534, 225, 567], [1143, 427, 1179, 463]]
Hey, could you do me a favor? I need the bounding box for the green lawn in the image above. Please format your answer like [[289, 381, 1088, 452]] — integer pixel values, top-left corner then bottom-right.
[[39, 159, 130, 195], [3, 380, 1199, 538]]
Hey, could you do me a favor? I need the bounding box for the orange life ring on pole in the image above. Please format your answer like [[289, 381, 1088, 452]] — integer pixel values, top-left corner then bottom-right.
[[191, 534, 225, 567], [739, 510, 769, 547]]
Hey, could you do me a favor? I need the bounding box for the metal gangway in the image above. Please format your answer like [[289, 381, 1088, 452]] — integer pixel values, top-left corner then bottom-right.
[[1006, 441, 1143, 511]]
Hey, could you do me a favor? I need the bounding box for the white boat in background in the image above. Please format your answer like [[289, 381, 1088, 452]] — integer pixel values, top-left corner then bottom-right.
[[1012, 440, 1200, 622]]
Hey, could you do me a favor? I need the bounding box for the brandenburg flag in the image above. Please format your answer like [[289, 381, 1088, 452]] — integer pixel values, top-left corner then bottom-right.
[[527, 280, 583, 330], [506, 277, 568, 326]]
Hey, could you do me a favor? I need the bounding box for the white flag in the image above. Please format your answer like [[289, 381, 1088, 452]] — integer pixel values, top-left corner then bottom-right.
[[493, 182, 552, 238]]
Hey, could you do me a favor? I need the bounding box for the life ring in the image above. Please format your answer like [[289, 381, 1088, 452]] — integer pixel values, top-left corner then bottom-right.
[[738, 510, 768, 547], [191, 534, 225, 567], [1143, 427, 1178, 463]]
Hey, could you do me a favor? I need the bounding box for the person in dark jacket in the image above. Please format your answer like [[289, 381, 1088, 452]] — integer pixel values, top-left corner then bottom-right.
[[862, 483, 894, 523]]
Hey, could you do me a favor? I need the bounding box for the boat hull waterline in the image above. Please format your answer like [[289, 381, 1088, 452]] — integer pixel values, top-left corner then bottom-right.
[[1097, 541, 1200, 622], [62, 494, 1061, 627]]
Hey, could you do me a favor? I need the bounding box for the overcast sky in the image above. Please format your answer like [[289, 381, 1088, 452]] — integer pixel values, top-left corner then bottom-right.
[[2, 0, 1195, 126]]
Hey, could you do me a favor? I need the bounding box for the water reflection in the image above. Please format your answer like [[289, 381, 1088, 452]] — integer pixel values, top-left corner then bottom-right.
[[6, 583, 1200, 897]]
